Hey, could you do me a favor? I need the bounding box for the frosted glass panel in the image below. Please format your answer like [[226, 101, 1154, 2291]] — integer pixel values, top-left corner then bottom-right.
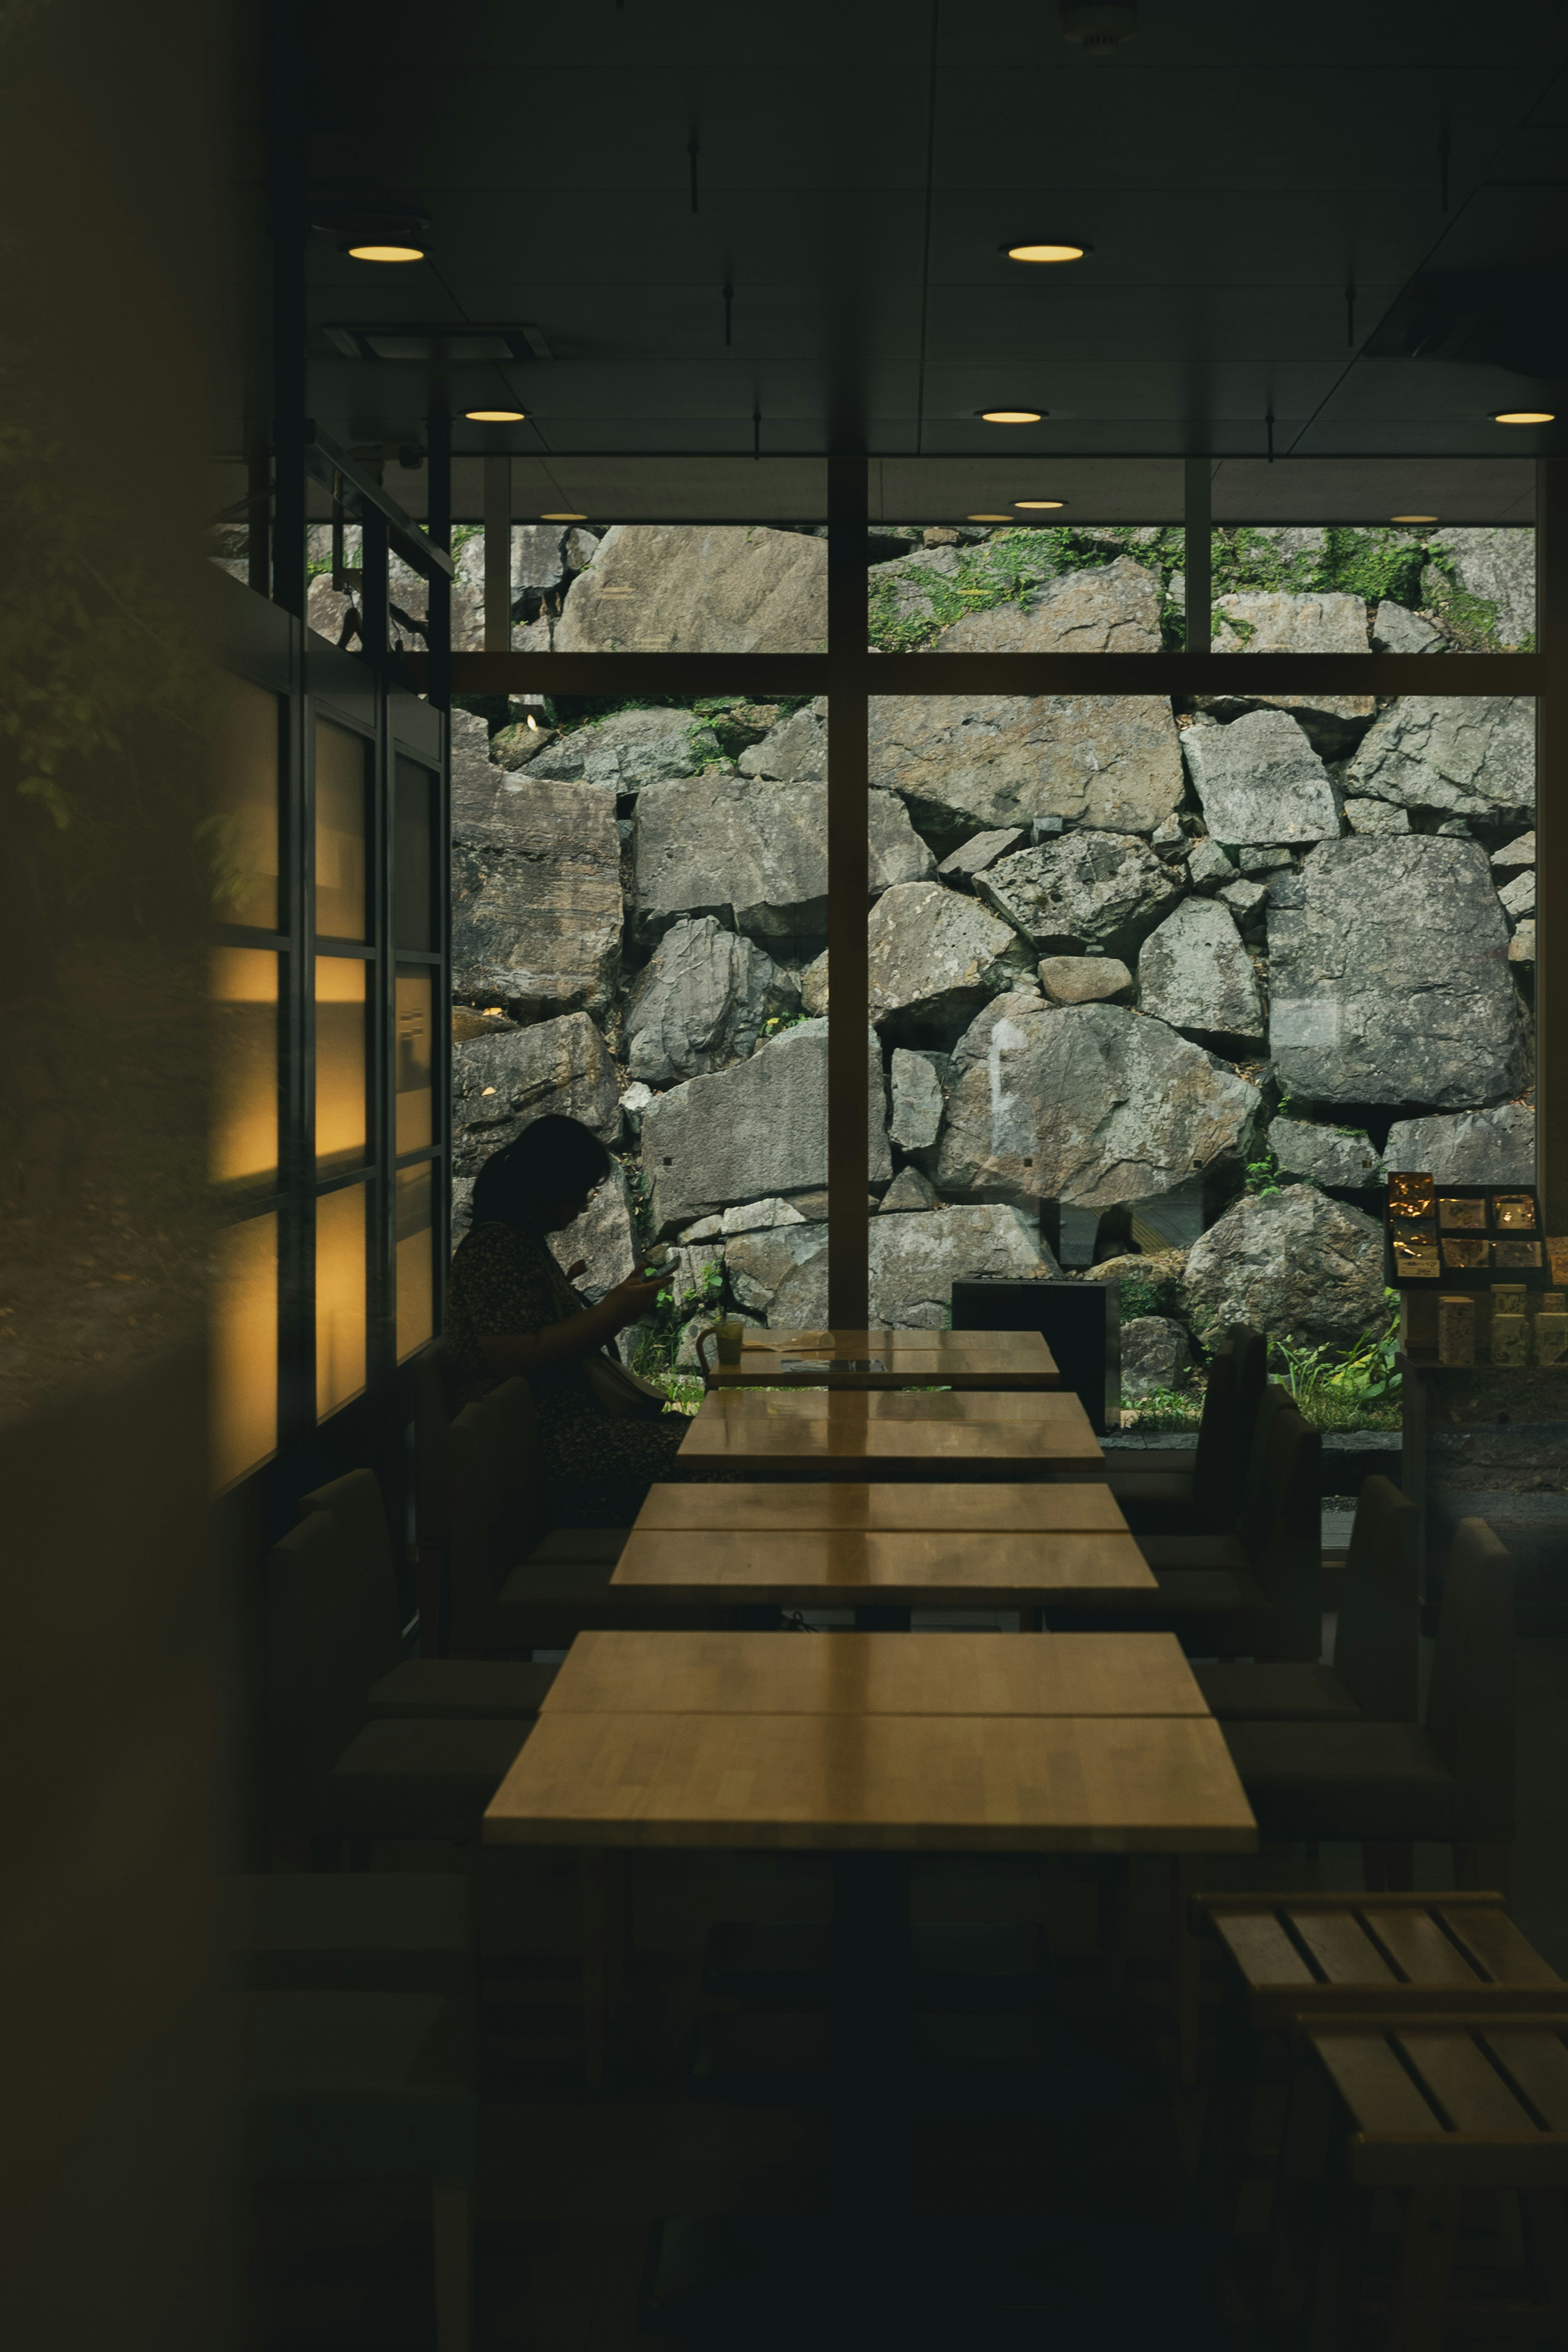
[[316, 1181, 367, 1417], [394, 968, 433, 1154], [395, 760, 434, 949], [210, 1210, 277, 1488], [314, 718, 368, 938], [395, 1163, 434, 1361], [212, 674, 280, 928], [315, 955, 366, 1167], [210, 946, 278, 1185]]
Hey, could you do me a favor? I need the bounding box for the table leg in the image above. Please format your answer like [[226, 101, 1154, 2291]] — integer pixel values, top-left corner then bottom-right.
[[581, 1846, 611, 2088]]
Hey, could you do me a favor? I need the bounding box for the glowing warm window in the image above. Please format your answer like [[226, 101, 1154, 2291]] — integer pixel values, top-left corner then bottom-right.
[[394, 968, 433, 1153], [316, 1181, 367, 1417], [210, 1211, 278, 1488], [210, 947, 279, 1185], [314, 718, 368, 938], [315, 955, 366, 1167], [395, 1163, 434, 1360], [212, 675, 280, 929], [395, 761, 434, 949]]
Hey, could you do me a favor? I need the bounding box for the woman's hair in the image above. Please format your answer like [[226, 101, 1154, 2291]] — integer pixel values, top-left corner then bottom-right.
[[470, 1114, 612, 1232]]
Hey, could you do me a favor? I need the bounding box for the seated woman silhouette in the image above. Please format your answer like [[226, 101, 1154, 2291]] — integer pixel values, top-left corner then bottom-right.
[[447, 1114, 690, 1521]]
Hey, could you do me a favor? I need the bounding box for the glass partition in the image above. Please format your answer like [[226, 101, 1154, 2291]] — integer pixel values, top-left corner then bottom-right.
[[210, 947, 279, 1187], [316, 1180, 368, 1417], [394, 759, 435, 948], [868, 521, 1185, 654], [210, 1209, 278, 1488], [395, 1163, 434, 1361], [394, 968, 434, 1153], [212, 673, 281, 928], [314, 955, 367, 1168], [314, 717, 368, 938]]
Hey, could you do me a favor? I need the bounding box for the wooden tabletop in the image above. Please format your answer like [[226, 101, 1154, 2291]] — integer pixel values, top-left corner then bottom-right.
[[545, 1629, 1205, 1717], [713, 1328, 1060, 1390], [676, 1391, 1105, 1479], [610, 1526, 1153, 1607], [701, 1388, 1082, 1423], [635, 1481, 1130, 1534], [484, 1710, 1256, 1852]]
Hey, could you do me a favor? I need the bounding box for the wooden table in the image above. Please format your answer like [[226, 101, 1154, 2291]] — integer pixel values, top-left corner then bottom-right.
[[711, 1327, 1060, 1391], [676, 1390, 1105, 1481], [701, 1388, 1080, 1423], [544, 1628, 1209, 1717], [609, 1526, 1154, 1617], [635, 1481, 1130, 1533]]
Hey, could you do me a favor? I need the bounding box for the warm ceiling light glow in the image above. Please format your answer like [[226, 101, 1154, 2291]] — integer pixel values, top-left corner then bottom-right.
[[1492, 409, 1555, 425], [1014, 499, 1067, 510], [1006, 242, 1087, 263], [979, 409, 1043, 424], [465, 408, 526, 422], [540, 511, 587, 521], [967, 513, 1014, 522], [1390, 514, 1438, 526], [347, 243, 424, 263]]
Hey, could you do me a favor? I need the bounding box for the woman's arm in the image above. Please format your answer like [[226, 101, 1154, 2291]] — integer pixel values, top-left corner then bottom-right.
[[477, 1271, 666, 1375]]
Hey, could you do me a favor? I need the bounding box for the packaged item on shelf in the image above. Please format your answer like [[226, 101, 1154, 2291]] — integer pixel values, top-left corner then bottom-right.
[[1490, 1310, 1529, 1367], [1393, 1241, 1441, 1278], [1491, 1194, 1537, 1230], [1548, 1237, 1568, 1287], [1441, 1236, 1488, 1270], [1537, 1298, 1568, 1368], [1389, 1172, 1436, 1219], [1437, 1295, 1476, 1366], [1493, 1236, 1542, 1270], [1439, 1197, 1488, 1231]]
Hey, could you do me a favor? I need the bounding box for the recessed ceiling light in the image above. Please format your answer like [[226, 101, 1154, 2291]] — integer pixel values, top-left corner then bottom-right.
[[541, 510, 587, 521], [316, 209, 429, 262], [1014, 499, 1067, 510], [1004, 242, 1089, 264], [978, 409, 1044, 424], [1492, 409, 1555, 425], [967, 513, 1014, 522], [348, 241, 424, 263], [465, 408, 526, 422], [1390, 514, 1438, 526]]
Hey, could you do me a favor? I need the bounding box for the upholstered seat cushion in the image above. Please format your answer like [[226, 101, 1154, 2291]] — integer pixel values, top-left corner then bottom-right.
[[241, 1991, 476, 2182], [1191, 1662, 1361, 1723], [1222, 1720, 1456, 1840], [323, 1718, 532, 1840], [227, 1873, 473, 1993], [366, 1659, 558, 1719]]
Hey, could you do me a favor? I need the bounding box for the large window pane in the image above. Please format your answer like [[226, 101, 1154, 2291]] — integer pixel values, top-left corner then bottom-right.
[[395, 968, 433, 1153], [212, 673, 280, 928], [1206, 522, 1535, 657], [395, 1163, 434, 1360], [211, 1210, 277, 1488], [316, 1181, 367, 1417], [868, 521, 1183, 655], [314, 717, 368, 938], [315, 954, 366, 1167], [394, 759, 435, 949], [210, 946, 278, 1186]]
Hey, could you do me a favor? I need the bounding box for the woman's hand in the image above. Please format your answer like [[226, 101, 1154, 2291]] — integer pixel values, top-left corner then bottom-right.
[[600, 1270, 667, 1330]]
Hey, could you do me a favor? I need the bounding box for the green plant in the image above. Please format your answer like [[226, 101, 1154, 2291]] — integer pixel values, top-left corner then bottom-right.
[[865, 524, 1187, 655], [753, 1010, 813, 1049], [1120, 1383, 1205, 1430], [1244, 1145, 1285, 1197], [1271, 1291, 1402, 1430], [626, 1257, 724, 1382]]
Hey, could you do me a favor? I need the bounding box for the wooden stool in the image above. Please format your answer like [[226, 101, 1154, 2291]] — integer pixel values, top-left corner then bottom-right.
[[1296, 2011, 1568, 2349]]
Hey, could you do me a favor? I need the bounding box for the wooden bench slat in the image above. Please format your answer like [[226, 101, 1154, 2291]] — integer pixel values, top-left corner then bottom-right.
[[1313, 2030, 1443, 2134], [1286, 1909, 1399, 1987], [1483, 2031, 1568, 2133], [1360, 1907, 1487, 1989], [1438, 1907, 1564, 1988], [1211, 1910, 1318, 1989], [1396, 2030, 1541, 2137]]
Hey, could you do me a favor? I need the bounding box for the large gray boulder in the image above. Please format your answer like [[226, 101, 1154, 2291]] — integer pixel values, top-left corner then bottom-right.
[[1383, 1104, 1536, 1186], [622, 916, 799, 1086], [1425, 528, 1536, 649], [519, 706, 711, 791], [1211, 591, 1368, 653], [1345, 696, 1534, 823], [936, 996, 1261, 1211], [1267, 1118, 1382, 1188], [867, 695, 1184, 851], [451, 1011, 621, 1185], [1136, 899, 1264, 1049], [762, 1204, 1054, 1331], [725, 1220, 829, 1317], [887, 1047, 946, 1150], [931, 557, 1161, 653], [1121, 1316, 1192, 1397], [1184, 1185, 1387, 1350], [555, 523, 827, 653], [1180, 710, 1342, 846], [867, 882, 1028, 1038], [937, 826, 1027, 881], [1372, 601, 1445, 653], [633, 776, 933, 944], [1038, 955, 1134, 1005], [639, 1018, 891, 1233], [1267, 836, 1528, 1109], [451, 781, 621, 1018], [978, 831, 1186, 959], [738, 704, 828, 780]]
